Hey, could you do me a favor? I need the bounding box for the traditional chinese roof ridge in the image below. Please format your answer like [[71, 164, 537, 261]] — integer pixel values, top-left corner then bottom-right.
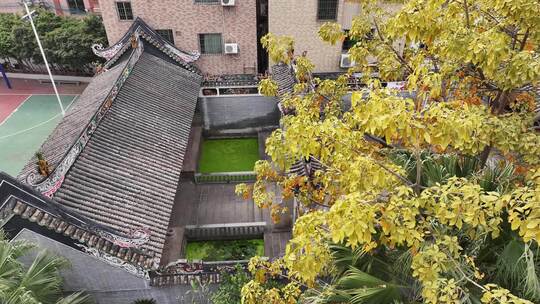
[[53, 52, 202, 258], [202, 74, 260, 87], [18, 60, 128, 183], [92, 17, 200, 74], [0, 172, 156, 270]]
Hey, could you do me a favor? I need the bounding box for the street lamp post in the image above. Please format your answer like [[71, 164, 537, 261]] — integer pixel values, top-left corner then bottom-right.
[[22, 0, 65, 116]]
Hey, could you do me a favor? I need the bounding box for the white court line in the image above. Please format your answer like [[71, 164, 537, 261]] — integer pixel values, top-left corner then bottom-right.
[[0, 95, 78, 138], [0, 95, 32, 126]]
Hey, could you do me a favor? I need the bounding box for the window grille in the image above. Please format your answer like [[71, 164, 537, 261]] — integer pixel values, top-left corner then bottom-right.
[[116, 2, 133, 20], [317, 0, 338, 20], [199, 33, 223, 54], [156, 29, 174, 44]]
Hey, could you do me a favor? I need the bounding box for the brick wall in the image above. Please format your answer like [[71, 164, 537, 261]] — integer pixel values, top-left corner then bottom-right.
[[268, 0, 349, 73], [269, 0, 402, 73], [98, 0, 258, 76]]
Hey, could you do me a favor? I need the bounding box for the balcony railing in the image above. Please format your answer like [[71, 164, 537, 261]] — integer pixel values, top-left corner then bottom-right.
[[185, 222, 266, 240], [194, 171, 256, 184]]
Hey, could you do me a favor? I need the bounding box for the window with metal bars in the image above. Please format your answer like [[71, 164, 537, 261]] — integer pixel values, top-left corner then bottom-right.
[[199, 33, 223, 54], [156, 29, 174, 44], [67, 0, 85, 14], [116, 1, 133, 20], [317, 0, 338, 20]]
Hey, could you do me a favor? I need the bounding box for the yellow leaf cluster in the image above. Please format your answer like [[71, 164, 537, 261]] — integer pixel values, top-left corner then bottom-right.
[[481, 284, 534, 304]]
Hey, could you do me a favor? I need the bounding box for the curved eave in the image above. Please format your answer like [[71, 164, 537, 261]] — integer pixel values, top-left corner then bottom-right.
[[94, 18, 201, 74]]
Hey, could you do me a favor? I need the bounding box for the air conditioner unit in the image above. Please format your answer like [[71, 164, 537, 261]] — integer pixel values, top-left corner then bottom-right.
[[224, 43, 239, 54], [340, 54, 355, 68], [221, 0, 235, 6]]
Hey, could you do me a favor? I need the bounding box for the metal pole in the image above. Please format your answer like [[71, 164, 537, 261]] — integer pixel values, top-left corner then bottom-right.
[[23, 1, 65, 116], [0, 64, 12, 89]]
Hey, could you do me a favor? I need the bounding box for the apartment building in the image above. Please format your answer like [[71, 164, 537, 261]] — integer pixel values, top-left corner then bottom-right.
[[0, 0, 100, 15], [98, 0, 265, 75], [269, 0, 402, 73]]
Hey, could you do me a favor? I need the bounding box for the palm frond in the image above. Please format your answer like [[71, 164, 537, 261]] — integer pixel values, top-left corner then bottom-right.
[[0, 239, 31, 292], [494, 240, 540, 301], [20, 250, 70, 304], [0, 287, 41, 304], [56, 292, 92, 304], [521, 243, 540, 301], [478, 161, 515, 193], [337, 267, 405, 304]]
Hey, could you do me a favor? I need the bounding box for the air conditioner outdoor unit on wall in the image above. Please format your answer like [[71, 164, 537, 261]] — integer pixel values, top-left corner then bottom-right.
[[340, 54, 355, 68], [221, 0, 235, 6], [224, 43, 239, 54]]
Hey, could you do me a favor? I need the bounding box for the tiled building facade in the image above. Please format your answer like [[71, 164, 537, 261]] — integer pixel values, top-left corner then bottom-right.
[[269, 0, 402, 73], [98, 0, 258, 75]]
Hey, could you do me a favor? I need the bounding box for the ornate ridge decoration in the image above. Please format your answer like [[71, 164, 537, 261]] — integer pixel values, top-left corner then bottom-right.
[[149, 260, 250, 286], [97, 227, 151, 248], [92, 42, 124, 60], [92, 19, 200, 72], [76, 244, 150, 279], [138, 30, 200, 72], [165, 43, 200, 63], [25, 32, 145, 199]]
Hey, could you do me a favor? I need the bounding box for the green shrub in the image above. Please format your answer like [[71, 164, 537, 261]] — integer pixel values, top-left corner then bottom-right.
[[211, 265, 250, 304]]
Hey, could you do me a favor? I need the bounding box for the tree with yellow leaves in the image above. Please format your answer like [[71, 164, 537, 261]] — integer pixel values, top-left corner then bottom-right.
[[237, 0, 540, 303]]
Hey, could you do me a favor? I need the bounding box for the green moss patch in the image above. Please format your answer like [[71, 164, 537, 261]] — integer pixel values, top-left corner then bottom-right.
[[198, 138, 259, 173], [185, 239, 264, 261]]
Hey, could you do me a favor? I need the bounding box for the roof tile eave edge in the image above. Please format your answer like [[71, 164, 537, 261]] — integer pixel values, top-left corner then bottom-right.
[[0, 172, 159, 275]]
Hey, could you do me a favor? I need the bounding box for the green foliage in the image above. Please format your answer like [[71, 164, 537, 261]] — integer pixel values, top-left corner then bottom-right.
[[185, 239, 264, 262], [0, 10, 106, 74], [211, 265, 250, 304], [0, 14, 17, 58], [0, 231, 92, 304]]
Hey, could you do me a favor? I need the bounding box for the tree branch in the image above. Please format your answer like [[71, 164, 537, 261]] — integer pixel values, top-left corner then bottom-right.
[[372, 18, 414, 74], [463, 0, 470, 29], [519, 27, 530, 51]]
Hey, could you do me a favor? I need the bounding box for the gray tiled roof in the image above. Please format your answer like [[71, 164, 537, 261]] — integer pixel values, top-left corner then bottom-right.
[[18, 61, 128, 181], [53, 52, 201, 257]]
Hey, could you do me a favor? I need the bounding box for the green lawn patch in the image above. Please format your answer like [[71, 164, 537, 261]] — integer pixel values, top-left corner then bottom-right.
[[198, 138, 259, 173], [185, 239, 264, 261]]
